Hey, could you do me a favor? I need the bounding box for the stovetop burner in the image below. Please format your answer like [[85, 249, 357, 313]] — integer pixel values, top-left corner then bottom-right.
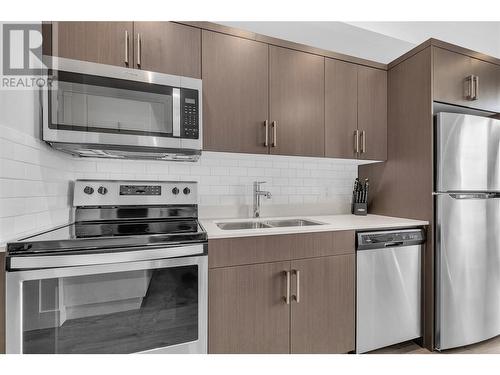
[[75, 219, 199, 238], [7, 180, 207, 258], [7, 218, 207, 256]]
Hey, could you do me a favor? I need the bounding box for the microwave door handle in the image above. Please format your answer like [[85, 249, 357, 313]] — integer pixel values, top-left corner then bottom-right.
[[172, 88, 181, 137]]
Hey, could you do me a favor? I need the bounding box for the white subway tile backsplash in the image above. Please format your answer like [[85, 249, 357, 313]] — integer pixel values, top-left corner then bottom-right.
[[238, 159, 255, 168], [189, 165, 210, 176], [0, 159, 27, 180], [211, 166, 230, 176]]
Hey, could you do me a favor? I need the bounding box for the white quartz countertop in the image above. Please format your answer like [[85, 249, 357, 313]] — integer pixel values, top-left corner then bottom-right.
[[200, 214, 428, 239]]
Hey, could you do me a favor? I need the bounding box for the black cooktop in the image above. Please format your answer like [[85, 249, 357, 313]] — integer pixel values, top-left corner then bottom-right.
[[7, 219, 207, 256]]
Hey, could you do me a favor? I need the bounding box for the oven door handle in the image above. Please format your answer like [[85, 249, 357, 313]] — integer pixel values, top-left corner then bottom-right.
[[8, 243, 206, 271]]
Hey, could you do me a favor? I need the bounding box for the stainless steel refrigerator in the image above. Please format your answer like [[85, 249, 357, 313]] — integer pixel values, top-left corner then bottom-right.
[[435, 112, 500, 350]]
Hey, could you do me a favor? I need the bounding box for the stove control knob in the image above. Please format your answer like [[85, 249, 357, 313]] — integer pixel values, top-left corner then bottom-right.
[[98, 186, 108, 195], [183, 187, 191, 195], [172, 187, 180, 195], [83, 186, 94, 195]]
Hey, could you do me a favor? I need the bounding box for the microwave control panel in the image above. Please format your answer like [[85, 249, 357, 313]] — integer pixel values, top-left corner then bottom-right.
[[180, 88, 199, 139]]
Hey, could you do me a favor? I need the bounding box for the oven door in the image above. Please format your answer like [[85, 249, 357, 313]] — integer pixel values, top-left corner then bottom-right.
[[6, 253, 207, 354], [42, 57, 201, 152]]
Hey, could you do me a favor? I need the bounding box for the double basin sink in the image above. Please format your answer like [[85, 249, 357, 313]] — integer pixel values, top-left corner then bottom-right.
[[216, 218, 325, 231]]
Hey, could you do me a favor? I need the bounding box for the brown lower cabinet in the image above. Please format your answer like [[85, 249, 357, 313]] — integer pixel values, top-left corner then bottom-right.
[[208, 231, 355, 354], [209, 262, 290, 353], [290, 255, 355, 353]]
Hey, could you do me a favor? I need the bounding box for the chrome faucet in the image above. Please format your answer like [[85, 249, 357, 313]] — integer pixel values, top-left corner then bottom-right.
[[253, 181, 272, 218]]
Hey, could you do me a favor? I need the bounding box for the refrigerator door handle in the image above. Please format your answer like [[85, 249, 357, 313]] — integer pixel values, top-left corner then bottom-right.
[[449, 193, 500, 200]]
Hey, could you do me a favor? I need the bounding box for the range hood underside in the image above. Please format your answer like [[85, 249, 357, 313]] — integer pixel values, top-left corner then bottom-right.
[[48, 142, 201, 162]]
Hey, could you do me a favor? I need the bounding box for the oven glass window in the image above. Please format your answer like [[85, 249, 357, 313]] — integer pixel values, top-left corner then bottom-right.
[[49, 71, 174, 137], [22, 265, 199, 354]]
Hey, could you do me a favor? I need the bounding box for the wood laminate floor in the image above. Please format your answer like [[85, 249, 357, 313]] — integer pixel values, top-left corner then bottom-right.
[[369, 336, 500, 354]]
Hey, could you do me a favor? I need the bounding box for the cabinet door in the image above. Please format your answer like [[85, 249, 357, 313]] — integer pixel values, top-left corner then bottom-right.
[[50, 22, 133, 67], [325, 59, 358, 158], [290, 255, 355, 354], [471, 58, 500, 113], [202, 31, 269, 154], [358, 66, 387, 161], [434, 47, 500, 112], [269, 46, 325, 157], [433, 47, 473, 107], [208, 262, 290, 353], [133, 22, 201, 78]]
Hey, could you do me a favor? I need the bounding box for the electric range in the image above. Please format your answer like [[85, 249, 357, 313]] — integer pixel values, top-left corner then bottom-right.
[[5, 179, 207, 354]]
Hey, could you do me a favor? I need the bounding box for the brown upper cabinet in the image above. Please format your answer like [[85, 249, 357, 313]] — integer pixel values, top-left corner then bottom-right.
[[49, 22, 134, 68], [202, 31, 269, 154], [433, 46, 500, 113], [47, 22, 201, 78], [269, 46, 325, 157], [358, 66, 388, 160], [325, 59, 358, 159], [202, 38, 326, 158], [133, 22, 201, 78], [325, 59, 387, 161]]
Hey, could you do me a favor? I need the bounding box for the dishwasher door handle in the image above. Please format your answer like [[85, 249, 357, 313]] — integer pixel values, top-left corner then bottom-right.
[[384, 241, 404, 247]]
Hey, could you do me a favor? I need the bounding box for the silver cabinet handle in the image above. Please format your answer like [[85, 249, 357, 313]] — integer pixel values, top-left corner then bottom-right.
[[361, 130, 366, 154], [354, 130, 360, 154], [283, 270, 291, 304], [264, 120, 269, 147], [137, 33, 141, 67], [292, 269, 300, 303], [124, 30, 129, 65], [466, 75, 477, 100], [465, 75, 472, 100], [474, 75, 479, 100], [272, 121, 277, 147]]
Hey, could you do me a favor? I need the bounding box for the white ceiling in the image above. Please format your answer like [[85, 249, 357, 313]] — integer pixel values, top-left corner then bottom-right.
[[217, 22, 500, 64]]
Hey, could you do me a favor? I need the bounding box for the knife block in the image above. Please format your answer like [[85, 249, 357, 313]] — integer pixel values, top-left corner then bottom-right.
[[352, 202, 367, 216]]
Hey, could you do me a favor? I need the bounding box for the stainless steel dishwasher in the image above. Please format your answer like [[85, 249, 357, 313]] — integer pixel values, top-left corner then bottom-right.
[[356, 228, 425, 353]]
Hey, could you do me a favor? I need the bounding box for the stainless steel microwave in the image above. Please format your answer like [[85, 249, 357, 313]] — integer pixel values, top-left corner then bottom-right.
[[41, 57, 202, 161]]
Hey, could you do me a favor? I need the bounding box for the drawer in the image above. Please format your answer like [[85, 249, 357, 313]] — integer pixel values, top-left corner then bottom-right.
[[208, 231, 355, 268]]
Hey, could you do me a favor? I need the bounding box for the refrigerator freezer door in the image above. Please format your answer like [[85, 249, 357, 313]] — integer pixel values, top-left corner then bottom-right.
[[436, 112, 500, 192], [436, 194, 500, 350]]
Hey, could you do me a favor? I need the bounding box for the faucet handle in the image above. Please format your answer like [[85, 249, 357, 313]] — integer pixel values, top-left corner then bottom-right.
[[254, 180, 267, 186]]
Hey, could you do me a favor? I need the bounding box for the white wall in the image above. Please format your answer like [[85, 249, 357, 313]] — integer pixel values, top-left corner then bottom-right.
[[348, 22, 500, 61], [218, 21, 500, 64], [0, 89, 74, 243], [217, 21, 415, 64]]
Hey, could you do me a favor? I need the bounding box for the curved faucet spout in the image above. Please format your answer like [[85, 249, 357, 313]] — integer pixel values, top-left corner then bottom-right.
[[253, 181, 272, 218]]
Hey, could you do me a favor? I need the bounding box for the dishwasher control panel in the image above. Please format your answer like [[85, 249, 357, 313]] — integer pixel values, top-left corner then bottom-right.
[[357, 229, 425, 250]]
